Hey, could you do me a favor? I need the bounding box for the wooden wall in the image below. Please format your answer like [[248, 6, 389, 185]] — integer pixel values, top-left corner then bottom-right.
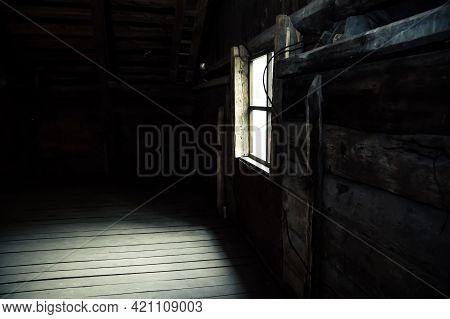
[[198, 0, 450, 298], [197, 0, 311, 297]]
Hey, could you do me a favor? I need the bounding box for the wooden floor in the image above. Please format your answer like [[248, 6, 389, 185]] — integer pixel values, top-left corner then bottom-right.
[[0, 181, 279, 299]]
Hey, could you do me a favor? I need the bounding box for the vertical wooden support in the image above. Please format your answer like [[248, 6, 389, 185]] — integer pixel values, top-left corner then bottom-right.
[[223, 85, 237, 220], [272, 14, 302, 177], [305, 75, 324, 297], [230, 45, 249, 158], [274, 15, 314, 298]]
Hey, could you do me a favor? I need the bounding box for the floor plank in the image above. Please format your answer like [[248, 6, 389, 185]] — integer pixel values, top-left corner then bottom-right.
[[0, 183, 280, 299]]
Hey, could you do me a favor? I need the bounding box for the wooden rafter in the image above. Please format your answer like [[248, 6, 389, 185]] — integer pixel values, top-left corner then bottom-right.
[[277, 3, 450, 78]]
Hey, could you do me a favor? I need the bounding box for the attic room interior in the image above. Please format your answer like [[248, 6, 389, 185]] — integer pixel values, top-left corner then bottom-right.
[[0, 0, 449, 300]]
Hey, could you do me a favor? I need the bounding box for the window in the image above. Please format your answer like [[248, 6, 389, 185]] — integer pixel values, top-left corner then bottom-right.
[[249, 52, 274, 166]]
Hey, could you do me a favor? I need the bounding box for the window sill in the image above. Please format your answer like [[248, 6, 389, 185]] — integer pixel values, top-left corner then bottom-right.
[[239, 156, 270, 174]]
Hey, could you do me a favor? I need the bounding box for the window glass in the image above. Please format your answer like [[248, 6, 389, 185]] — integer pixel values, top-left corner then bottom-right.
[[250, 110, 268, 161], [250, 55, 268, 107]]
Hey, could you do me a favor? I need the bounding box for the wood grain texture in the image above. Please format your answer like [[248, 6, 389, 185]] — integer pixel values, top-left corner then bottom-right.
[[321, 174, 450, 297], [278, 3, 450, 77], [324, 125, 450, 210]]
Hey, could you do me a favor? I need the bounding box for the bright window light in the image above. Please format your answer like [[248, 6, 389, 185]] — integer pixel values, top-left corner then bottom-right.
[[248, 52, 274, 167], [250, 110, 268, 161], [250, 55, 268, 107]]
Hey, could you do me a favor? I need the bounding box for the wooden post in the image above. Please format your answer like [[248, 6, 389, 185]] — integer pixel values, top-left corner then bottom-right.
[[272, 15, 302, 178], [230, 45, 249, 158], [273, 15, 316, 298], [306, 74, 324, 298]]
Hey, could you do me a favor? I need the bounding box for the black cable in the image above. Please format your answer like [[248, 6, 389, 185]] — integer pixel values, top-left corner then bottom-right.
[[282, 205, 311, 273], [262, 40, 304, 107], [261, 21, 342, 109]]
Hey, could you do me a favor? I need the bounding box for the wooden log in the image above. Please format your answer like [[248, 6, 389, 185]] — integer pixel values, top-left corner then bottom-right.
[[281, 48, 450, 134], [321, 174, 450, 297], [201, 55, 230, 79], [194, 76, 229, 90], [290, 0, 391, 33], [286, 123, 450, 210], [324, 125, 450, 211], [278, 4, 450, 77], [248, 0, 393, 54]]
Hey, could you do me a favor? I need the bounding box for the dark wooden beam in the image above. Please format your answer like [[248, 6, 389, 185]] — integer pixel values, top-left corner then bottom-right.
[[185, 0, 208, 82], [194, 76, 229, 90], [248, 0, 393, 55], [323, 125, 450, 211], [201, 54, 230, 79], [277, 3, 450, 77], [281, 48, 450, 134]]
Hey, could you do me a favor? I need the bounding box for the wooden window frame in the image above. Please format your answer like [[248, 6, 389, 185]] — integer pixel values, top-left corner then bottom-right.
[[248, 51, 274, 168]]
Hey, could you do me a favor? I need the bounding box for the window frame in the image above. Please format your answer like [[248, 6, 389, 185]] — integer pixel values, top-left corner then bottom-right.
[[247, 51, 274, 168]]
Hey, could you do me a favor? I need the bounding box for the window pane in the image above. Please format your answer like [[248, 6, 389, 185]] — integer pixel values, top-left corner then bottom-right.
[[250, 110, 267, 161], [267, 111, 272, 163], [250, 55, 267, 107]]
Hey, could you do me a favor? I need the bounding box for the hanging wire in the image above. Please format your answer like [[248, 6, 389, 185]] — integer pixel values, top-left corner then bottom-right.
[[262, 40, 305, 106]]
